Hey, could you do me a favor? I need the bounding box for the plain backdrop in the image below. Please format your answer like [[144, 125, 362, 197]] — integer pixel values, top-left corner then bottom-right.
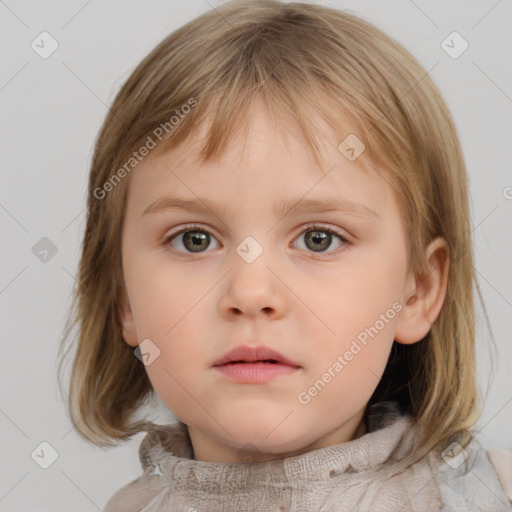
[[1, 0, 511, 510]]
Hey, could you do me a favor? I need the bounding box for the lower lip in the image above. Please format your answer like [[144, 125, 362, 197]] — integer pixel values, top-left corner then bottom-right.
[[212, 362, 300, 383]]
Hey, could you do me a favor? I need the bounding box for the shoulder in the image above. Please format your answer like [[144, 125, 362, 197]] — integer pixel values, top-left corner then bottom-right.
[[103, 473, 167, 512], [103, 423, 187, 511], [431, 437, 512, 510], [488, 448, 512, 503]]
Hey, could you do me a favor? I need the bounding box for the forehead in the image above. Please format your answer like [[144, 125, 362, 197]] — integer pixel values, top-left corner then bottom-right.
[[124, 101, 397, 223]]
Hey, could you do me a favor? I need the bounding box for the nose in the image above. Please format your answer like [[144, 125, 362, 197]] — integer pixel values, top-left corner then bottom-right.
[[218, 250, 287, 320]]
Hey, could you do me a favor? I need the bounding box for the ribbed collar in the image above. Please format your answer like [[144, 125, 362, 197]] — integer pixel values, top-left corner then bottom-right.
[[137, 401, 416, 487]]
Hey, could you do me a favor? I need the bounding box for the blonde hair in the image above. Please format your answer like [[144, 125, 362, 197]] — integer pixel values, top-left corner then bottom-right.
[[58, 0, 493, 466]]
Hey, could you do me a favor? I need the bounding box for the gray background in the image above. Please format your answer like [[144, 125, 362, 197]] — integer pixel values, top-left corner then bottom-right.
[[1, 0, 511, 510]]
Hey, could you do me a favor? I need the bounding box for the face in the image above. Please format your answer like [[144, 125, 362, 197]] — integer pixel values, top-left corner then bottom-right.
[[120, 101, 414, 463]]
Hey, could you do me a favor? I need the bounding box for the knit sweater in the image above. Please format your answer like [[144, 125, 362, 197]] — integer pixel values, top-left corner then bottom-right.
[[103, 402, 512, 511]]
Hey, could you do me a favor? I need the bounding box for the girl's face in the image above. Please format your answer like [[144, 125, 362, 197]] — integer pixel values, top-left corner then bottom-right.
[[120, 101, 415, 463]]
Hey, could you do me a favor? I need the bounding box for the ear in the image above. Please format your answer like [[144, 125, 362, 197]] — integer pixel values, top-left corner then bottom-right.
[[394, 237, 450, 345], [119, 291, 139, 347]]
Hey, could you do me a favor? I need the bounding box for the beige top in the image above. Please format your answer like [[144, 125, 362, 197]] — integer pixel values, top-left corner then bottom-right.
[[104, 401, 512, 511]]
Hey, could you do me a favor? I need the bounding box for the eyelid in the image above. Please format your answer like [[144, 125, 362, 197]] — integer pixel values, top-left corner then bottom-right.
[[299, 222, 350, 242], [165, 222, 219, 240]]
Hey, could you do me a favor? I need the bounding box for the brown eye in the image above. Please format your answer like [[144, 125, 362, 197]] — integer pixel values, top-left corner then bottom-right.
[[304, 230, 332, 252], [293, 224, 348, 254], [181, 231, 211, 252], [166, 225, 220, 254]]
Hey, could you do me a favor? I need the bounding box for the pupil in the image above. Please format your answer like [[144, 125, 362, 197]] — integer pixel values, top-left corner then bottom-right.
[[306, 230, 330, 252], [184, 231, 209, 252]]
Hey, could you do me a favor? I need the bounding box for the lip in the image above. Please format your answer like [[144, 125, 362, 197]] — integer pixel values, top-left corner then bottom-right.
[[212, 344, 300, 368], [212, 345, 301, 384], [213, 362, 299, 383]]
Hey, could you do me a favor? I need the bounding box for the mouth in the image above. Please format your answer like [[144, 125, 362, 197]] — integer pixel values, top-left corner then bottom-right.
[[221, 359, 281, 365], [212, 345, 301, 368], [212, 344, 301, 383], [212, 360, 300, 383]]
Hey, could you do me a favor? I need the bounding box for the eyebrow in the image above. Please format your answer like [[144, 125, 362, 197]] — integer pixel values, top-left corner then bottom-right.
[[141, 195, 380, 220]]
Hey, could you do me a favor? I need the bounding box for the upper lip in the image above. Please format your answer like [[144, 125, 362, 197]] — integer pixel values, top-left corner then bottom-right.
[[212, 345, 301, 367]]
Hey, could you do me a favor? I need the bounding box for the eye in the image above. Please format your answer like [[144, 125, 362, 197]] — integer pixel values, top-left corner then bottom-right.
[[164, 222, 349, 256], [164, 224, 220, 254], [292, 223, 348, 255]]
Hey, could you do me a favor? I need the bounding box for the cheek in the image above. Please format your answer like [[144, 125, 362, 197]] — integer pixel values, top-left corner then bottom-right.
[[128, 256, 208, 335], [316, 261, 402, 322], [137, 297, 211, 416], [298, 308, 398, 418], [126, 260, 215, 398], [296, 249, 404, 374]]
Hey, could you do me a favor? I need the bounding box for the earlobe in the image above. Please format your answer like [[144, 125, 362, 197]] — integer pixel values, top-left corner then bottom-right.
[[119, 294, 139, 347], [394, 237, 450, 345]]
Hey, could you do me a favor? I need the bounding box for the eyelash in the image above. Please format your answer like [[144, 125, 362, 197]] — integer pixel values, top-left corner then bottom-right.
[[163, 222, 350, 257]]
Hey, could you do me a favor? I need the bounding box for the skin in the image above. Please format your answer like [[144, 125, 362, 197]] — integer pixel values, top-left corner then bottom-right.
[[120, 100, 449, 463]]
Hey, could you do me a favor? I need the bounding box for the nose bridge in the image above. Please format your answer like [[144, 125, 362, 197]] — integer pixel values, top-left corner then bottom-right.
[[219, 231, 285, 317], [235, 234, 267, 266]]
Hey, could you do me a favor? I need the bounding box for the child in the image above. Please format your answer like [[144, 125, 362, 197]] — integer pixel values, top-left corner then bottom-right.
[[58, 1, 512, 510]]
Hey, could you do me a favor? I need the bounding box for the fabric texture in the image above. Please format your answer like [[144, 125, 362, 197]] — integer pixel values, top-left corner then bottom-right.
[[103, 401, 512, 511], [489, 450, 512, 502]]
